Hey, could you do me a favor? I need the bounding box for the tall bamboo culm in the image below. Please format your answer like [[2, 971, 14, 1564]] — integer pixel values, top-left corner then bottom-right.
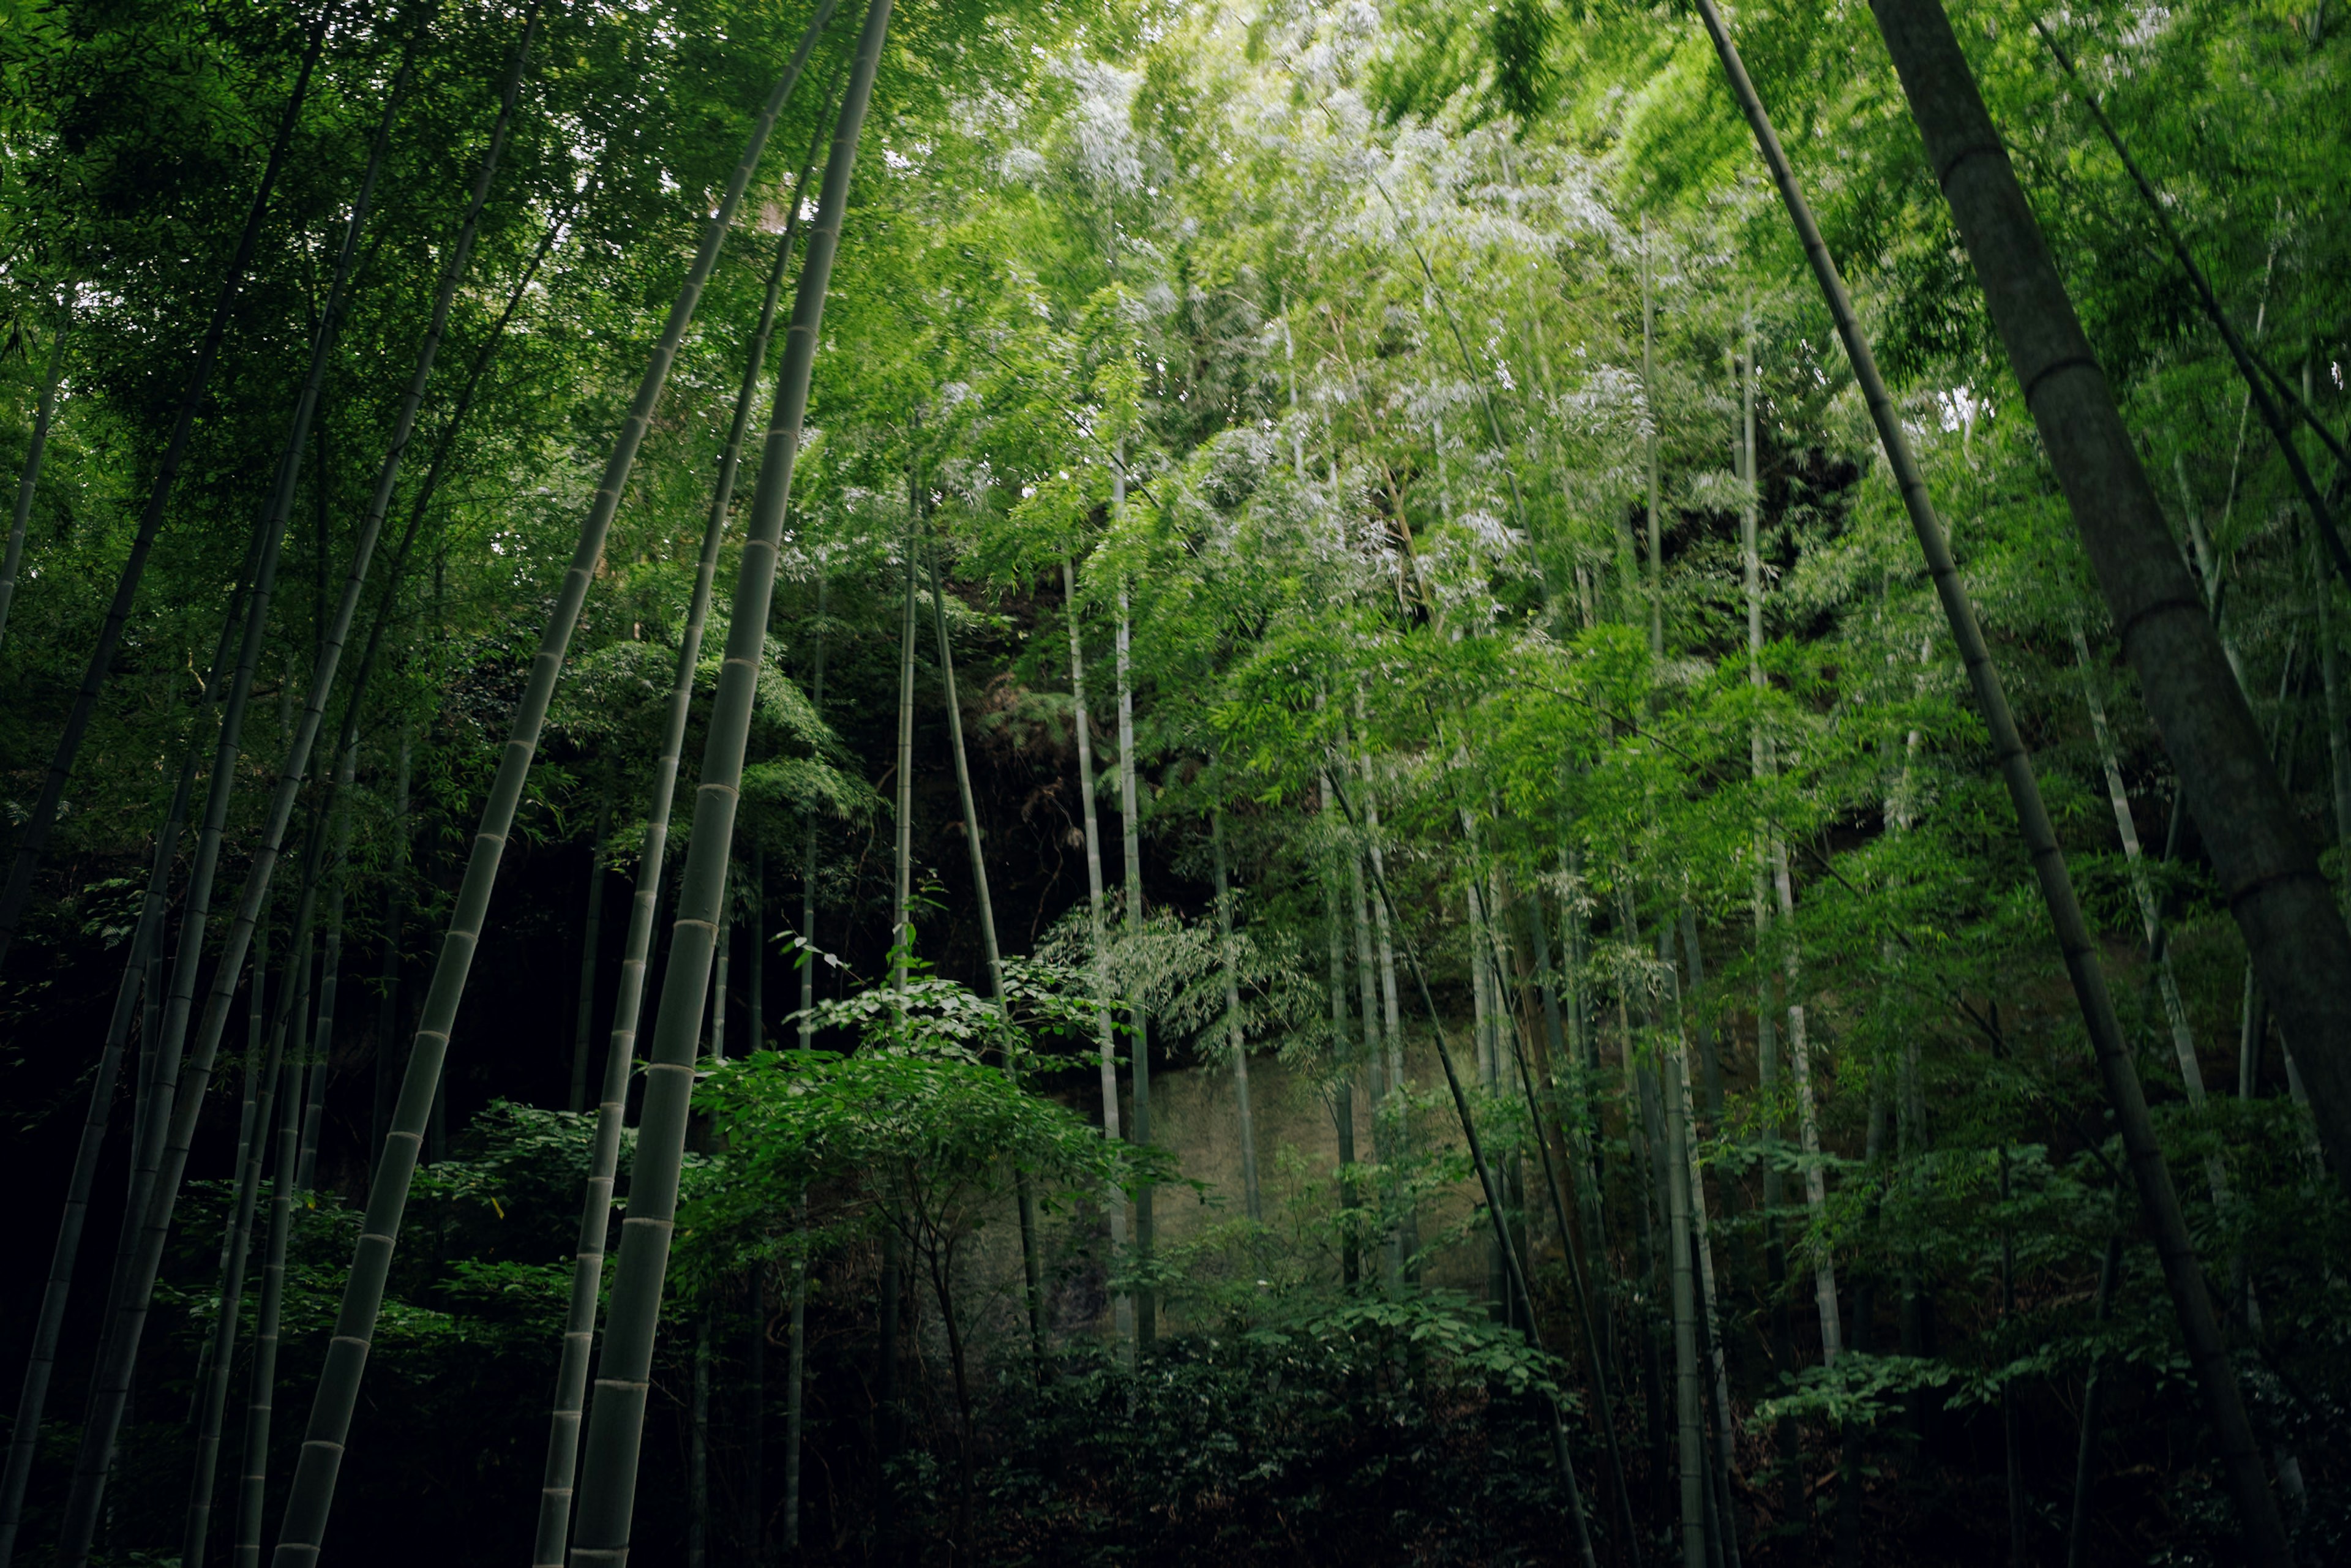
[[534, 62, 836, 1559], [1690, 4, 2290, 1560], [567, 7, 890, 1561]]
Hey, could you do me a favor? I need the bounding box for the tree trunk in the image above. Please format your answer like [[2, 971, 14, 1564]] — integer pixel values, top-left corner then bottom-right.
[[373, 730, 410, 1171], [782, 1205, 808, 1554], [1864, 0, 2351, 1201], [1690, 6, 2293, 1558], [526, 35, 834, 1564], [1210, 810, 1262, 1223], [801, 567, 827, 1051], [0, 9, 332, 969], [1062, 558, 1133, 1352], [892, 517, 916, 994], [274, 5, 831, 1556], [2066, 1231, 2122, 1568], [181, 929, 302, 1568], [1116, 579, 1155, 1343], [1642, 230, 1663, 656], [748, 846, 764, 1057], [746, 1272, 765, 1568], [564, 10, 887, 1561], [0, 285, 72, 651], [1663, 947, 1707, 1568], [689, 1313, 710, 1568]]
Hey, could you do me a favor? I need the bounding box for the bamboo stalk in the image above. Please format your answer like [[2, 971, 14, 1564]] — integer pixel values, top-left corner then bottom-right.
[[923, 531, 1046, 1357], [272, 3, 827, 1553]]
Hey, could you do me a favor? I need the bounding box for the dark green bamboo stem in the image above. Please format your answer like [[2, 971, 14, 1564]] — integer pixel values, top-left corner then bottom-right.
[[567, 8, 885, 1561], [0, 721, 204, 1567], [569, 792, 612, 1112], [1692, 4, 2290, 1559], [53, 23, 405, 1528]]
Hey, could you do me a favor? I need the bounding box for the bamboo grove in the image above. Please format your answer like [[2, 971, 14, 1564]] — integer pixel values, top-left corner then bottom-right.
[[1, 0, 2347, 1563]]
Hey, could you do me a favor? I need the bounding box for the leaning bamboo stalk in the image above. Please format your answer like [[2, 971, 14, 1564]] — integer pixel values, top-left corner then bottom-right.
[[524, 23, 836, 1566], [1691, 4, 2290, 1558], [566, 9, 888, 1560], [0, 716, 206, 1566], [296, 742, 358, 1193], [0, 6, 335, 969], [184, 913, 307, 1568], [568, 792, 613, 1112], [233, 1038, 304, 1568], [1474, 878, 1641, 1566]]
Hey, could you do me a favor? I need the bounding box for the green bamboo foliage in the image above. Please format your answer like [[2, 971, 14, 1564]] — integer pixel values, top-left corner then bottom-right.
[[529, 26, 839, 1548], [48, 24, 416, 1549], [269, 3, 828, 1554], [0, 4, 335, 971], [1692, 3, 2292, 1560], [567, 7, 891, 1561]]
